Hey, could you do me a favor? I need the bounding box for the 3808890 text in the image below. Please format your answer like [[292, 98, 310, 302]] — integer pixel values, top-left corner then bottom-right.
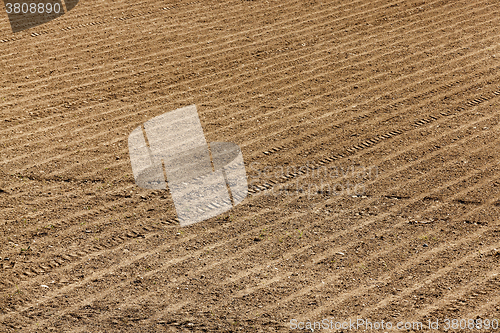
[[5, 2, 62, 14]]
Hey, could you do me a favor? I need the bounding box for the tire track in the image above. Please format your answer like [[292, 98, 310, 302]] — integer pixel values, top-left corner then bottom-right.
[[1, 87, 498, 279]]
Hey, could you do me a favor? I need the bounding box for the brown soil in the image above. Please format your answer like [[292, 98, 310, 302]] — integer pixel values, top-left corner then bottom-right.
[[1, 0, 500, 331]]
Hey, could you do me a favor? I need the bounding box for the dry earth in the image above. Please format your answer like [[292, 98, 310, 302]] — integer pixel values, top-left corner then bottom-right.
[[1, 0, 500, 332]]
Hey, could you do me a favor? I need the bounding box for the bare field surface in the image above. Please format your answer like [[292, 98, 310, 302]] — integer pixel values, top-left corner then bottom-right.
[[1, 0, 500, 331]]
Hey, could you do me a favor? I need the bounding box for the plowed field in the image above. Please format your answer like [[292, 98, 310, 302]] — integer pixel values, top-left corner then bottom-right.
[[1, 0, 500, 331]]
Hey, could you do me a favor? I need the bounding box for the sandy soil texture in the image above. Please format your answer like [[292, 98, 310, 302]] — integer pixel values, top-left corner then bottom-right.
[[1, 0, 500, 331]]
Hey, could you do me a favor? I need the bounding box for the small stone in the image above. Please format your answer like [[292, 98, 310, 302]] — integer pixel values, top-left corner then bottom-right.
[[423, 243, 428, 247]]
